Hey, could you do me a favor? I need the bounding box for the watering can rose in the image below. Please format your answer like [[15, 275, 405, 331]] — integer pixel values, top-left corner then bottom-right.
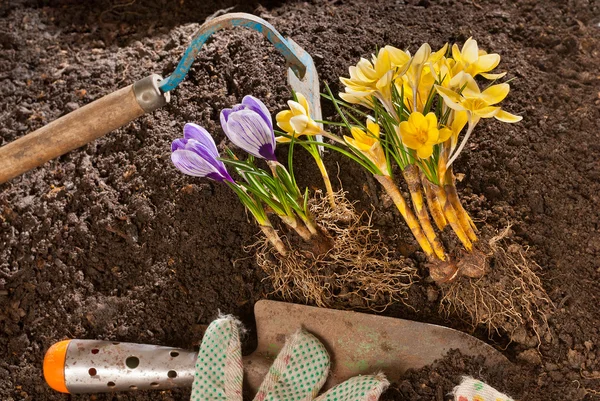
[[220, 95, 277, 161], [171, 123, 233, 183]]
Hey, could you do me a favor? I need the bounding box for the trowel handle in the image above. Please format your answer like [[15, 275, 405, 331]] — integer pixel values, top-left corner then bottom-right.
[[44, 339, 197, 394], [0, 74, 169, 184]]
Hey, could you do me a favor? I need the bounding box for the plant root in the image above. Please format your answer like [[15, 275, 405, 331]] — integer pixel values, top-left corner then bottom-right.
[[252, 190, 418, 311], [439, 225, 555, 345]]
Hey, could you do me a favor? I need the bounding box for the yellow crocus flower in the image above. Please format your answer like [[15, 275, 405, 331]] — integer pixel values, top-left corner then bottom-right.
[[343, 119, 389, 175], [340, 45, 410, 107], [275, 93, 321, 143], [400, 62, 436, 112], [435, 72, 522, 123], [399, 112, 451, 159], [402, 43, 449, 112], [451, 37, 506, 80]]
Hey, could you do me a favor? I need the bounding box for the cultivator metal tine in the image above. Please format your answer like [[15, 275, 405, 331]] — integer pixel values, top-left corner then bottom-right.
[[286, 38, 324, 151], [158, 12, 324, 153]]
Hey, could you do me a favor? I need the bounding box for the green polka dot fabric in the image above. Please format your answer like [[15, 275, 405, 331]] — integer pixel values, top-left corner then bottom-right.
[[190, 316, 243, 401], [191, 316, 389, 401], [253, 330, 330, 401], [313, 374, 389, 401], [452, 377, 514, 401]]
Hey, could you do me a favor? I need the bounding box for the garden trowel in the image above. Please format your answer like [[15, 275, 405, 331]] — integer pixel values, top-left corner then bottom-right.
[[43, 300, 509, 394], [0, 13, 322, 184]]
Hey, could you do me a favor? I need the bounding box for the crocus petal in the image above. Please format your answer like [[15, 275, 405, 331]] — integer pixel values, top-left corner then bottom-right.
[[460, 74, 482, 96], [275, 110, 294, 133], [410, 111, 427, 128], [473, 54, 500, 74], [494, 109, 523, 123], [184, 139, 219, 167], [296, 93, 311, 116], [339, 91, 374, 107], [289, 114, 309, 135], [480, 71, 507, 80], [242, 95, 273, 131], [350, 127, 373, 148], [424, 112, 438, 130], [366, 119, 380, 139], [183, 123, 219, 157], [481, 83, 510, 105], [171, 149, 230, 182], [413, 43, 432, 65], [386, 45, 411, 67], [417, 145, 434, 159], [374, 48, 391, 77], [275, 136, 292, 143], [344, 135, 370, 152], [226, 109, 276, 161], [439, 127, 453, 142], [368, 141, 389, 175], [474, 106, 500, 118], [452, 111, 469, 132], [451, 43, 462, 63], [436, 86, 465, 111], [461, 38, 479, 65], [429, 43, 448, 63], [287, 100, 306, 116], [402, 135, 424, 151], [220, 108, 233, 128], [171, 138, 187, 152]]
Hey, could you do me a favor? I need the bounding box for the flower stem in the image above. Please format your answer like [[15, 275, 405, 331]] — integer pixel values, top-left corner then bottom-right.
[[318, 129, 346, 145], [433, 185, 473, 251], [403, 165, 447, 260], [301, 213, 320, 236], [446, 117, 479, 168], [313, 156, 336, 208], [421, 174, 448, 231], [443, 170, 477, 241], [374, 174, 436, 259], [280, 215, 313, 242], [259, 224, 288, 256]]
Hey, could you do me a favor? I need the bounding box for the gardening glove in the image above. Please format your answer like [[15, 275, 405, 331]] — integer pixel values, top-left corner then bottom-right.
[[453, 377, 514, 401], [190, 315, 389, 401]]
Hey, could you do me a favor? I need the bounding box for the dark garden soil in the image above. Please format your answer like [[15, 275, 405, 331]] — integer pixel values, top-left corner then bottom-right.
[[1, 0, 599, 400]]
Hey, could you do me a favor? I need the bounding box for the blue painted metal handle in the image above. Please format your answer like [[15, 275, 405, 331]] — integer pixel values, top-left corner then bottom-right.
[[159, 13, 307, 93]]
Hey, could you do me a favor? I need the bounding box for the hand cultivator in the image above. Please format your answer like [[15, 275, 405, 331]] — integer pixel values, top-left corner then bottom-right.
[[0, 13, 322, 184], [44, 301, 508, 395]]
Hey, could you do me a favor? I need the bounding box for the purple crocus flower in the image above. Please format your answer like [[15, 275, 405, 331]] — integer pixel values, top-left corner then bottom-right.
[[171, 123, 234, 183], [220, 95, 276, 161]]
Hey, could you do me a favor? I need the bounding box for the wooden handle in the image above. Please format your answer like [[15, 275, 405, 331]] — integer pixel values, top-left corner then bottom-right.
[[0, 74, 168, 184]]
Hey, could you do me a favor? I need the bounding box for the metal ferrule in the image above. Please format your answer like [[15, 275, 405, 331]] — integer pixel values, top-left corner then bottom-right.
[[64, 340, 196, 393], [133, 74, 170, 113]]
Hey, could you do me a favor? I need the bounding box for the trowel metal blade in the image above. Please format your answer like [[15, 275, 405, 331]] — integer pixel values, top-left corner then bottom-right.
[[244, 300, 510, 392], [286, 38, 324, 152]]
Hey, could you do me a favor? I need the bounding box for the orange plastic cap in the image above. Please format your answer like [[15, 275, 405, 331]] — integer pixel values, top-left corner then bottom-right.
[[43, 340, 70, 394]]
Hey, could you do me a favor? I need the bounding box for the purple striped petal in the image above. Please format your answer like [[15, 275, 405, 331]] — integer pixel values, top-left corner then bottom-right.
[[220, 108, 233, 130], [171, 124, 233, 183], [224, 109, 276, 161], [183, 123, 219, 158], [171, 149, 219, 178], [171, 138, 187, 152], [242, 95, 273, 131]]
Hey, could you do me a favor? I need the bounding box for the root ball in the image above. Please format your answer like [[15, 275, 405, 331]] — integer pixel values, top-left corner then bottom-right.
[[253, 191, 418, 311], [440, 226, 554, 345]]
